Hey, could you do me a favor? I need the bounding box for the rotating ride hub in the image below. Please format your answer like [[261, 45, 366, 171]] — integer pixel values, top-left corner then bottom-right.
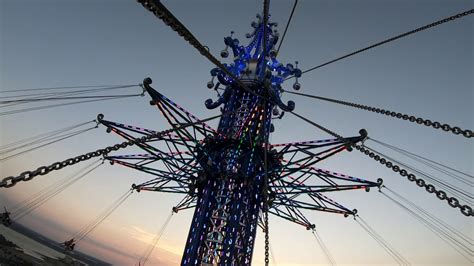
[[99, 12, 381, 266]]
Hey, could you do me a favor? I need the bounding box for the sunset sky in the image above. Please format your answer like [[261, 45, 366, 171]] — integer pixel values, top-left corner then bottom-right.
[[0, 0, 472, 265]]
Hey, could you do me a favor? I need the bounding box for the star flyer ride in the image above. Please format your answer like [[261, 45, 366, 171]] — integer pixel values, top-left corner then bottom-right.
[[96, 12, 382, 265]]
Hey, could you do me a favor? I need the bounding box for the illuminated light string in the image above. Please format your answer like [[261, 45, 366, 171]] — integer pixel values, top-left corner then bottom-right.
[[112, 116, 203, 181], [270, 184, 352, 215], [113, 150, 193, 159], [63, 189, 134, 251], [113, 156, 196, 180], [114, 122, 158, 135], [108, 150, 192, 159], [236, 98, 260, 137], [0, 85, 142, 111], [273, 162, 360, 197], [269, 177, 355, 215], [105, 120, 205, 143], [0, 126, 98, 162], [154, 101, 219, 165], [0, 84, 139, 94]]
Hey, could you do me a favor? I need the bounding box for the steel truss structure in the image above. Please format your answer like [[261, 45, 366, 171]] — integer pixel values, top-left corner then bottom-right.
[[97, 13, 383, 263], [0, 1, 472, 265], [100, 80, 381, 264]]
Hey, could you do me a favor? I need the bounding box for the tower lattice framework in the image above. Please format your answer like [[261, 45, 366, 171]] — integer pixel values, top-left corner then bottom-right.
[[98, 10, 381, 266]]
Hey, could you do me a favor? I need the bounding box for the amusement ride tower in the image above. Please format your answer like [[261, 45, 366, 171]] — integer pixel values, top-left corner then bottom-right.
[[96, 5, 381, 265]]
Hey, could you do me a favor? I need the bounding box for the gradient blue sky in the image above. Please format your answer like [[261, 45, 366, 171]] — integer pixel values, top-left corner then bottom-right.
[[1, 0, 472, 265]]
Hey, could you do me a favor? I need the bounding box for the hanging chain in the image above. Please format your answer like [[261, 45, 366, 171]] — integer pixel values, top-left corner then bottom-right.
[[0, 131, 154, 188], [264, 210, 270, 265], [287, 9, 474, 78], [354, 144, 472, 217], [285, 90, 473, 138], [0, 114, 222, 188]]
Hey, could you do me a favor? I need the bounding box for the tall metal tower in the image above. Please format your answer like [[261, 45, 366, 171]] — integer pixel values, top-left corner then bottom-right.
[[2, 1, 472, 265], [181, 14, 299, 265], [97, 8, 381, 265]]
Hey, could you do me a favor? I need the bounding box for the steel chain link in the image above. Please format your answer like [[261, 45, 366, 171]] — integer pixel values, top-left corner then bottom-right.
[[286, 91, 473, 138], [0, 125, 176, 188], [355, 144, 472, 217], [289, 9, 474, 78]]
